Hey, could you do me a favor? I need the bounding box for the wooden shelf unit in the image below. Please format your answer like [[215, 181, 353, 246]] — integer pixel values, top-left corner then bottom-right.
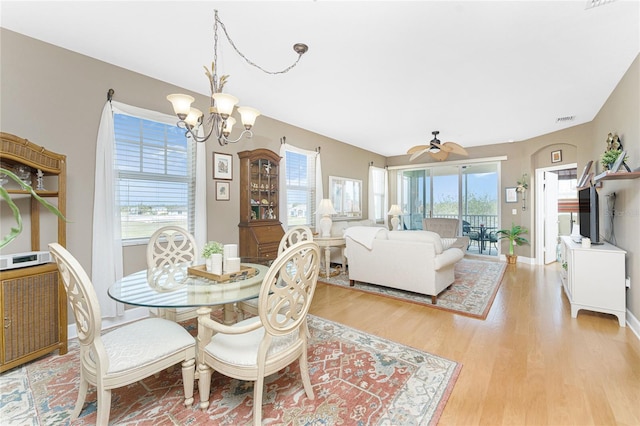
[[238, 149, 284, 260], [593, 170, 640, 183], [0, 132, 68, 372]]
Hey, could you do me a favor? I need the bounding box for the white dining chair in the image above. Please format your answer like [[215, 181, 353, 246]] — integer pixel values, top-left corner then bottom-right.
[[146, 226, 199, 320], [48, 243, 196, 426], [236, 225, 314, 320], [196, 240, 321, 425]]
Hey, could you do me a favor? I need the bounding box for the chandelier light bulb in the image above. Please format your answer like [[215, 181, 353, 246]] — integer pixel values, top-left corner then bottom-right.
[[167, 94, 195, 119], [184, 107, 203, 128], [237, 106, 261, 130], [211, 93, 239, 119], [222, 117, 236, 136]]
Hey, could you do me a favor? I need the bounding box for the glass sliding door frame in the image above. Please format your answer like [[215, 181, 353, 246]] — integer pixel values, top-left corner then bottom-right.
[[396, 162, 500, 241]]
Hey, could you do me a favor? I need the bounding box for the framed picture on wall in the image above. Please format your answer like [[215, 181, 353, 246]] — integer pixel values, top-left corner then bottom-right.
[[505, 187, 518, 203], [213, 152, 233, 180], [215, 181, 230, 201], [551, 150, 562, 163]]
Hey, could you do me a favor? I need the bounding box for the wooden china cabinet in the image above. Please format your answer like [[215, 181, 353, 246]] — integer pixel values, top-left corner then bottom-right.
[[0, 132, 68, 372], [238, 149, 284, 260]]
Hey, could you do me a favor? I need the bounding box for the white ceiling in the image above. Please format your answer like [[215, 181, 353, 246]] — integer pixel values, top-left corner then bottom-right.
[[1, 1, 638, 156]]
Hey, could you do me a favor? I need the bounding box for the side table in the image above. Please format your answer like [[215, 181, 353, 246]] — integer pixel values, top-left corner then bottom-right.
[[314, 236, 346, 278]]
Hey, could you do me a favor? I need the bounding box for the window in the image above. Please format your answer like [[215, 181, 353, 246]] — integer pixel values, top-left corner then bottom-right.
[[114, 113, 196, 242], [284, 149, 317, 228]]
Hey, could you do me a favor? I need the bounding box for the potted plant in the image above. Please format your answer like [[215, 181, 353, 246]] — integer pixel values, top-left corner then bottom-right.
[[1, 166, 66, 248], [600, 149, 628, 171], [202, 241, 223, 273], [497, 223, 529, 264]]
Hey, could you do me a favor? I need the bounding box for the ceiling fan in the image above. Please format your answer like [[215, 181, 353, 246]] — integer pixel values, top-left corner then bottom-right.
[[407, 131, 469, 161]]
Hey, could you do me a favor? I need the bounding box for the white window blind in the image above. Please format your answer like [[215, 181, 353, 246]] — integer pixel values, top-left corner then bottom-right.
[[284, 149, 317, 228], [114, 113, 196, 241]]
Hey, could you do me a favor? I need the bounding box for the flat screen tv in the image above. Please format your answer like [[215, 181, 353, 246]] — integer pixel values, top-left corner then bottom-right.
[[578, 186, 601, 244]]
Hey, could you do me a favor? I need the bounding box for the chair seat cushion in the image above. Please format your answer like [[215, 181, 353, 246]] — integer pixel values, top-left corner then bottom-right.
[[204, 316, 297, 366], [97, 318, 195, 374]]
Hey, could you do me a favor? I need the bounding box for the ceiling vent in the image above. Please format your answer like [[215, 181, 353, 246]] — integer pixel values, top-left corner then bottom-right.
[[585, 0, 616, 9], [556, 115, 576, 123]]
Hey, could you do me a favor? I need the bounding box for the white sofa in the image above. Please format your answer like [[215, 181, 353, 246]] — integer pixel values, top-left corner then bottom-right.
[[327, 219, 385, 264], [344, 227, 465, 303]]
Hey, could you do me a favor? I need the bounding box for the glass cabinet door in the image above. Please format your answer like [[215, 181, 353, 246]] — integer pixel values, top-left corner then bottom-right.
[[249, 158, 278, 221]]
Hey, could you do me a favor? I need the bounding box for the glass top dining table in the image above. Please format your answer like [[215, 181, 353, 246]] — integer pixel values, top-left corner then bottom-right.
[[108, 262, 269, 325]]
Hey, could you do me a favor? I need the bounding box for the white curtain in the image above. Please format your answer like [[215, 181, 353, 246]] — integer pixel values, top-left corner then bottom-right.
[[279, 143, 323, 230], [92, 101, 206, 318], [368, 164, 389, 226], [92, 101, 123, 318], [193, 128, 207, 258]]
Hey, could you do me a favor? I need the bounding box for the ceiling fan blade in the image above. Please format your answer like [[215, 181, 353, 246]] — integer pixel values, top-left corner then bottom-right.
[[442, 142, 468, 156], [429, 149, 449, 161], [407, 145, 429, 155], [409, 148, 429, 161]]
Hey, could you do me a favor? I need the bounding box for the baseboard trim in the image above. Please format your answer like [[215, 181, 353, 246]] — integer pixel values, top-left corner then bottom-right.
[[626, 309, 640, 341]]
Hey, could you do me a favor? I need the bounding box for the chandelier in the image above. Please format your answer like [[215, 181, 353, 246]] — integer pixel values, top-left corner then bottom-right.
[[167, 10, 308, 145]]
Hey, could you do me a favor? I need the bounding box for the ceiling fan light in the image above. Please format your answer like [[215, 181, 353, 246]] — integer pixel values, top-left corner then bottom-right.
[[212, 93, 239, 118], [237, 106, 261, 129]]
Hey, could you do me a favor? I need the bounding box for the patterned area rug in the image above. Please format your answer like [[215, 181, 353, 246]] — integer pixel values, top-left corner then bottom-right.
[[321, 258, 507, 319], [1, 315, 460, 425]]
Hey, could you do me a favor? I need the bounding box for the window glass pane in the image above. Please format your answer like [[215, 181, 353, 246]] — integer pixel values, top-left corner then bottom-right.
[[285, 150, 316, 227], [114, 113, 195, 241]]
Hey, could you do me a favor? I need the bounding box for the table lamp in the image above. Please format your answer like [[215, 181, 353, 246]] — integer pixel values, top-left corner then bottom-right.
[[388, 204, 402, 230], [316, 198, 337, 237]]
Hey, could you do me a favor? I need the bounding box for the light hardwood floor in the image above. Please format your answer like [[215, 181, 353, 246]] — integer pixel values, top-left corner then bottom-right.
[[309, 261, 640, 425]]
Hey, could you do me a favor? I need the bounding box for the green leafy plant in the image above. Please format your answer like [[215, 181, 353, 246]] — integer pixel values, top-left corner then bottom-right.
[[600, 149, 628, 170], [497, 223, 529, 256], [0, 167, 67, 248], [202, 241, 223, 258]]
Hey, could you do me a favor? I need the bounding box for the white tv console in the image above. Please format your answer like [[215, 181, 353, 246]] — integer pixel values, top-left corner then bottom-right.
[[559, 236, 626, 326]]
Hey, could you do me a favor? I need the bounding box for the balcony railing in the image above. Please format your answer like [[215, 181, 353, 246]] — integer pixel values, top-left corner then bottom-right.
[[402, 213, 500, 231]]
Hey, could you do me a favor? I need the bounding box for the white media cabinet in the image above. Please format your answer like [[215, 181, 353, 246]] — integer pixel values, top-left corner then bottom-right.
[[559, 236, 626, 326]]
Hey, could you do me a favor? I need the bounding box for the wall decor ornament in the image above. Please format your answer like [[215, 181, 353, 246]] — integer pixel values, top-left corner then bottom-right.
[[213, 152, 233, 180], [551, 150, 562, 163], [216, 181, 230, 201]]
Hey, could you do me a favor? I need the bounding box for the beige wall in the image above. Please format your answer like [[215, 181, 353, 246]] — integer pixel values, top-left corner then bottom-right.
[[1, 29, 638, 322], [0, 29, 384, 273]]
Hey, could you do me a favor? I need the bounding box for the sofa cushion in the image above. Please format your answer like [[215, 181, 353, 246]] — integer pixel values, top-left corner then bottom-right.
[[387, 230, 443, 254], [330, 219, 377, 237]]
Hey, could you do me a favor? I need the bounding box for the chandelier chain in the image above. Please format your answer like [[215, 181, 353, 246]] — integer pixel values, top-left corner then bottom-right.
[[215, 11, 305, 75]]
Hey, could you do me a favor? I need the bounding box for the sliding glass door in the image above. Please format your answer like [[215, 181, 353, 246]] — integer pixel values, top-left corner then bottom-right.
[[396, 162, 499, 254]]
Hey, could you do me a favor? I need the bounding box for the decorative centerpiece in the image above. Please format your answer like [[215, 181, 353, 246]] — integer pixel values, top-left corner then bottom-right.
[[202, 241, 223, 274], [497, 223, 529, 264]]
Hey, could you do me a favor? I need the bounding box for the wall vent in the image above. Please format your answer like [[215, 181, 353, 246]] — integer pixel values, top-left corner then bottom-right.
[[556, 115, 575, 123]]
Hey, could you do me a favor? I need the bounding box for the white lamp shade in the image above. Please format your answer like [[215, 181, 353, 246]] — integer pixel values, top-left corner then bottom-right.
[[184, 107, 203, 128], [222, 116, 236, 134], [316, 199, 337, 215], [212, 93, 239, 117], [167, 94, 195, 118], [387, 204, 402, 216], [237, 106, 261, 129]]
